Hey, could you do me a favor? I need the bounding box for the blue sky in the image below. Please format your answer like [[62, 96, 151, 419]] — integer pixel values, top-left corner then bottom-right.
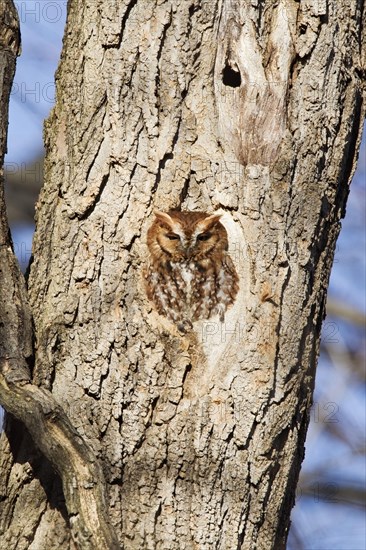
[[3, 4, 365, 548]]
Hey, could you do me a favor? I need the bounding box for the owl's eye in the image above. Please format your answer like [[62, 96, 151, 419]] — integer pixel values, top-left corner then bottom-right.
[[197, 232, 211, 241], [165, 233, 180, 240]]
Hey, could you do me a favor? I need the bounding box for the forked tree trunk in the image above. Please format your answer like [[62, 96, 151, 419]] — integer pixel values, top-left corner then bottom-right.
[[0, 1, 364, 549]]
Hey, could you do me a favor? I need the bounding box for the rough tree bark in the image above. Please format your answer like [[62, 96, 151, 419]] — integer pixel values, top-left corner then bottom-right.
[[0, 0, 364, 549]]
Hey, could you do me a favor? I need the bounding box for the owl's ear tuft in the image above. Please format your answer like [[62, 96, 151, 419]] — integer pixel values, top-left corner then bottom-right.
[[154, 210, 174, 228], [197, 213, 222, 232]]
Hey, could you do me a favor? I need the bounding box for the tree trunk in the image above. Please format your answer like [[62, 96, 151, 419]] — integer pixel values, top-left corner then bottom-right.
[[0, 1, 364, 549]]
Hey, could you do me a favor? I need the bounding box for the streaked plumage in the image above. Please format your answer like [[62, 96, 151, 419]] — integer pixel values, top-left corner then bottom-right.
[[144, 211, 239, 330]]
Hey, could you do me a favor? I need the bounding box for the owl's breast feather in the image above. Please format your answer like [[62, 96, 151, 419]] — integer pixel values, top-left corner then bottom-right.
[[179, 262, 195, 285], [170, 261, 197, 298]]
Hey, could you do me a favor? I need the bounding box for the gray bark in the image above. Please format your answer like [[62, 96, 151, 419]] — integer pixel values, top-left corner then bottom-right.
[[0, 3, 118, 550], [0, 0, 365, 549]]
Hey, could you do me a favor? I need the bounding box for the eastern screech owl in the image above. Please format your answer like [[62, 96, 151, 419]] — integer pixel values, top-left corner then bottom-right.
[[144, 210, 239, 330]]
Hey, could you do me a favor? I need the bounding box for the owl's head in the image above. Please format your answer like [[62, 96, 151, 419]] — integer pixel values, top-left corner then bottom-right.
[[147, 210, 228, 261]]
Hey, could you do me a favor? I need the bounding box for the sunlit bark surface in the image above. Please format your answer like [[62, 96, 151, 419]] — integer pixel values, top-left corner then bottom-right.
[[0, 1, 364, 548]]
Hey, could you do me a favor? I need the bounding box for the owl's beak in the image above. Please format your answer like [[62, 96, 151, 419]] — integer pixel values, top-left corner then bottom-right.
[[183, 244, 193, 257], [181, 240, 191, 257]]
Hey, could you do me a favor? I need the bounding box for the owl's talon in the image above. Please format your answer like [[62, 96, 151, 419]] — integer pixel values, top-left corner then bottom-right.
[[177, 319, 193, 334]]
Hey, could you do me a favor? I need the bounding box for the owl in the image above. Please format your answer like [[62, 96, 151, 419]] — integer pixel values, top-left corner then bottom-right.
[[144, 210, 239, 330]]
